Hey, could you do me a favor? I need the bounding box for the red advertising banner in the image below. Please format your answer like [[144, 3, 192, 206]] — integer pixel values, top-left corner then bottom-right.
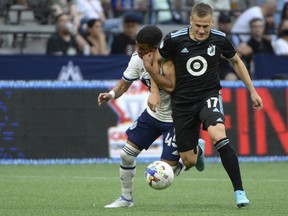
[[201, 86, 288, 156]]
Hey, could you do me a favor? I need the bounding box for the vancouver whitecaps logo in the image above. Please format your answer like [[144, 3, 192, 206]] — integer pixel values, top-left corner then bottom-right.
[[58, 61, 84, 81]]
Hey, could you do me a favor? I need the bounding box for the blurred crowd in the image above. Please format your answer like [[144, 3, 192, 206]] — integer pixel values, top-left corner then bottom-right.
[[0, 0, 288, 80]]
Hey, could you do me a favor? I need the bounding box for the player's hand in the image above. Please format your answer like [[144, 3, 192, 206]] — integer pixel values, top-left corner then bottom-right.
[[251, 92, 263, 111], [98, 92, 112, 106], [148, 92, 160, 112], [143, 52, 154, 73]]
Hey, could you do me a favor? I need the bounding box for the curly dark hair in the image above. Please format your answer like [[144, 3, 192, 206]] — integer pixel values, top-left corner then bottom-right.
[[136, 25, 163, 47]]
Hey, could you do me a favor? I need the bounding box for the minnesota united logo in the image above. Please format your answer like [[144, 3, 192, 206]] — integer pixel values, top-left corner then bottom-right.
[[159, 40, 164, 49], [207, 44, 216, 56]]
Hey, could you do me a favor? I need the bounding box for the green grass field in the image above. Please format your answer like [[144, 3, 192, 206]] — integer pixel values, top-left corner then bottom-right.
[[0, 161, 287, 216]]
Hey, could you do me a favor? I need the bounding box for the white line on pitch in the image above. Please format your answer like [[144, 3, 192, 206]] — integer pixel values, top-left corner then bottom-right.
[[0, 175, 287, 183]]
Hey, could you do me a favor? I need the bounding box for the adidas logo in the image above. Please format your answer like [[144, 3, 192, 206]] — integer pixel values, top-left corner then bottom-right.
[[172, 150, 179, 156], [181, 47, 189, 53], [216, 118, 223, 122]]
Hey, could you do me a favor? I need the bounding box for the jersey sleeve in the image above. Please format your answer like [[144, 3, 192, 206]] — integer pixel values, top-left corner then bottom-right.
[[122, 52, 141, 82], [158, 33, 174, 59], [221, 37, 237, 59]]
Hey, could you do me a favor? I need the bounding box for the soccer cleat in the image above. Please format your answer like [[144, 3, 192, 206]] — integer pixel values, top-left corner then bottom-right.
[[174, 158, 186, 176], [195, 139, 205, 171], [104, 195, 134, 208], [234, 190, 250, 208]]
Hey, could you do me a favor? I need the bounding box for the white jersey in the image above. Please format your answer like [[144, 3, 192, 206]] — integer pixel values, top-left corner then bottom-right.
[[76, 0, 104, 20], [122, 52, 173, 123], [272, 38, 288, 55]]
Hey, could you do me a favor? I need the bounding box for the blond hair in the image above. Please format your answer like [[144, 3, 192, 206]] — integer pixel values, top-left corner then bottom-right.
[[191, 3, 213, 17]]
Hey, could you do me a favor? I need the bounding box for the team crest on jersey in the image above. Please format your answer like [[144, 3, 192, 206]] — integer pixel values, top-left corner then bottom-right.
[[159, 40, 164, 49], [207, 44, 216, 56], [129, 121, 137, 130]]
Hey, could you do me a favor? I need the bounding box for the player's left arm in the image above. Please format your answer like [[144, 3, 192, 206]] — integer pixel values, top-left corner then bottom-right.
[[229, 54, 263, 110], [148, 77, 161, 112]]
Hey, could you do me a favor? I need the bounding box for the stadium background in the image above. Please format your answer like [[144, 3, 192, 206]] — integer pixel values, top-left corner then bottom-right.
[[0, 55, 287, 162], [0, 2, 287, 216]]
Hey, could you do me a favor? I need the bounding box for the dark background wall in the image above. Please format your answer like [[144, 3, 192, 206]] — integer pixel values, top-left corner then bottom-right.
[[0, 82, 287, 159], [0, 88, 117, 159]]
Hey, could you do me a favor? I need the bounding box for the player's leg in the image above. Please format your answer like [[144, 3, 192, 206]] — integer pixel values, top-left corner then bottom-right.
[[173, 111, 205, 170], [119, 141, 140, 200], [178, 142, 205, 171], [105, 110, 161, 208], [201, 91, 249, 208], [158, 124, 182, 176], [208, 124, 249, 207], [104, 141, 140, 208], [164, 137, 205, 176]]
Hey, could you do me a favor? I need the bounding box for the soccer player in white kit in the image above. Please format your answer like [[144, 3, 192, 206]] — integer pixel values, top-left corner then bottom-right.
[[98, 25, 205, 208]]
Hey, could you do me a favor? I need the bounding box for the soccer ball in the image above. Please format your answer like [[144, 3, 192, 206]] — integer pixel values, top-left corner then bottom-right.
[[144, 161, 174, 190]]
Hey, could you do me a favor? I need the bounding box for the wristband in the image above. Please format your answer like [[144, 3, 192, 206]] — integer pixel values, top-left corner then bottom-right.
[[109, 90, 115, 99]]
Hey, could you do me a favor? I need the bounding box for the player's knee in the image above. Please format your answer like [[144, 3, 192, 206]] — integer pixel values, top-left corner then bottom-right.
[[208, 124, 226, 144], [120, 144, 140, 166], [210, 133, 227, 145], [120, 149, 136, 166]]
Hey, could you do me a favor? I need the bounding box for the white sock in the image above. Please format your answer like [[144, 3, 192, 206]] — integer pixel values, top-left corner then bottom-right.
[[120, 144, 140, 200], [120, 168, 135, 200]]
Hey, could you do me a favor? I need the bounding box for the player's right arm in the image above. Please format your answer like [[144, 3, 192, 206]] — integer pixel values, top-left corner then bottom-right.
[[143, 51, 176, 93], [98, 79, 132, 106]]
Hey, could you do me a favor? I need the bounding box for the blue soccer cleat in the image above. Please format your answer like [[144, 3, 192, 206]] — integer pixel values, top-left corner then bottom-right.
[[195, 139, 205, 171], [234, 190, 250, 208]]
